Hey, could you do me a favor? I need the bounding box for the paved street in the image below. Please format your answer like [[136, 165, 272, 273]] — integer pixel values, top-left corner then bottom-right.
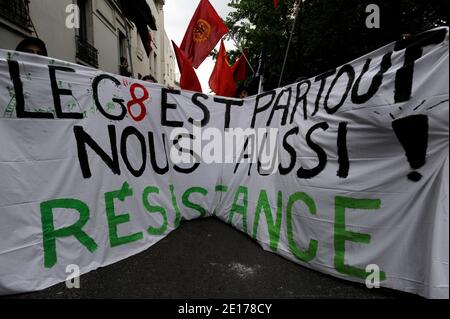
[[11, 218, 418, 299]]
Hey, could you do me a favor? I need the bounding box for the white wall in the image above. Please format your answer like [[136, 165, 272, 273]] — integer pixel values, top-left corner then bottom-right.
[[0, 0, 75, 62], [29, 0, 76, 62], [129, 23, 150, 79], [163, 32, 176, 87], [148, 0, 163, 83], [0, 28, 26, 51], [92, 0, 120, 74]]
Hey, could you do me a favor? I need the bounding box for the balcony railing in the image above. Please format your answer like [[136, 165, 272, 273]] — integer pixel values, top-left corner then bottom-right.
[[0, 0, 31, 28], [76, 36, 99, 68]]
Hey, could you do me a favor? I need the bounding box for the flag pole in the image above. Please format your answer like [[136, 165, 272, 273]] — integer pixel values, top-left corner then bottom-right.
[[258, 73, 264, 93], [257, 49, 266, 94], [278, 0, 302, 88], [230, 35, 255, 74]]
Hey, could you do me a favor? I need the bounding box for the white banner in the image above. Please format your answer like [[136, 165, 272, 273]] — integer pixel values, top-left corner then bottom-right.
[[0, 28, 448, 298]]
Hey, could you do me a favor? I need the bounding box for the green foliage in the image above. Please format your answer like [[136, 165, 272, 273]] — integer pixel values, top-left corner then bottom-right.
[[225, 0, 448, 91]]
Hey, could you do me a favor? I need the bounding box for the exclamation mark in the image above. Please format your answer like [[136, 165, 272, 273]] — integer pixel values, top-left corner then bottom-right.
[[392, 115, 429, 182]]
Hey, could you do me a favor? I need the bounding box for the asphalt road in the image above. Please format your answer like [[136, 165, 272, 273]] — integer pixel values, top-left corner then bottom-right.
[[11, 218, 419, 299]]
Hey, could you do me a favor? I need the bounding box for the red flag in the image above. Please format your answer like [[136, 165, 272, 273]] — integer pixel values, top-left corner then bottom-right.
[[209, 40, 236, 97], [274, 0, 279, 9], [172, 41, 203, 93], [231, 52, 248, 83], [180, 0, 229, 69]]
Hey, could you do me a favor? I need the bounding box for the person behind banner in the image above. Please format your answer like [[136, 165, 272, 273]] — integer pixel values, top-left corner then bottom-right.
[[142, 74, 157, 83], [15, 37, 48, 57], [142, 74, 176, 90], [236, 86, 249, 99], [294, 76, 308, 83]]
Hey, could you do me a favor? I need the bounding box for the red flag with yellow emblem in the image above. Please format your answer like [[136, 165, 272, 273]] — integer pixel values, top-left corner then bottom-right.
[[180, 0, 229, 69]]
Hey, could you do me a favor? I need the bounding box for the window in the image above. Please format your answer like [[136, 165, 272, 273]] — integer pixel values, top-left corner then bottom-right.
[[76, 35, 98, 68], [77, 0, 93, 42], [0, 0, 31, 28], [119, 31, 127, 59], [75, 0, 98, 67], [119, 31, 131, 76]]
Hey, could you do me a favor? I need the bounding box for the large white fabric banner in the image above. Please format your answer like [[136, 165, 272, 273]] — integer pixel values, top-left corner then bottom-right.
[[0, 28, 448, 298]]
